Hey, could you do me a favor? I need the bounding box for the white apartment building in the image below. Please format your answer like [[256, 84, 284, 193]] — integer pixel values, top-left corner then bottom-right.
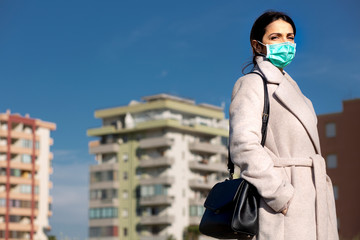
[[87, 94, 229, 240]]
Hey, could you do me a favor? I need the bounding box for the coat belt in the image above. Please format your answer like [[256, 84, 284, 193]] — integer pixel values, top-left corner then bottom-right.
[[272, 154, 328, 240]]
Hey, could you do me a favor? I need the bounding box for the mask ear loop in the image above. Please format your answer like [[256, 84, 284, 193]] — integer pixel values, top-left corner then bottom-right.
[[256, 40, 268, 58]]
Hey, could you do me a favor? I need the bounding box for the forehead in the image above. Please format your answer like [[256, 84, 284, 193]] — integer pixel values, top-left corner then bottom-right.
[[265, 19, 294, 34]]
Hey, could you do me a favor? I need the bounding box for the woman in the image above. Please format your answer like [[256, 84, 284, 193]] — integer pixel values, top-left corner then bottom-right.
[[229, 11, 339, 240]]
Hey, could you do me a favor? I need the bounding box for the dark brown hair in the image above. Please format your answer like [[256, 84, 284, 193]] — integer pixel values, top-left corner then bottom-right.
[[242, 10, 296, 73]]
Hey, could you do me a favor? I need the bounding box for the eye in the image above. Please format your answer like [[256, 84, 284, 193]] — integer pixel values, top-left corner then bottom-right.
[[270, 36, 278, 40]]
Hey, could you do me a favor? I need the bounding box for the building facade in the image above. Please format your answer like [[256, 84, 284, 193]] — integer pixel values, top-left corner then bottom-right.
[[87, 94, 229, 240], [317, 99, 360, 239], [0, 111, 55, 240]]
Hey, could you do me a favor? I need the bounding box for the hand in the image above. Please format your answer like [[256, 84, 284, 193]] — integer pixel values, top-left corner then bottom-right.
[[281, 207, 288, 215]]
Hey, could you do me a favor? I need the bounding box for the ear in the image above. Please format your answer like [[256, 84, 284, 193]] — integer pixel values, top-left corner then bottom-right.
[[251, 40, 266, 55]]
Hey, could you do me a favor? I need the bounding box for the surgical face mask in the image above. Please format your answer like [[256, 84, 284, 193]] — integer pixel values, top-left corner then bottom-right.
[[258, 41, 296, 68]]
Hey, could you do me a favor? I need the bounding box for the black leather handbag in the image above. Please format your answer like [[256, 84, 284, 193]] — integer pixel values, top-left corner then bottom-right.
[[199, 72, 269, 239]]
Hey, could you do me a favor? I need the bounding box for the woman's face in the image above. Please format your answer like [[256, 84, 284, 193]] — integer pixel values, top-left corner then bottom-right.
[[262, 19, 294, 44], [253, 19, 295, 55]]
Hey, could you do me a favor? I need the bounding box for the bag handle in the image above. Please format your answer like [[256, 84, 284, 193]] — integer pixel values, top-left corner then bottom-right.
[[228, 72, 270, 180]]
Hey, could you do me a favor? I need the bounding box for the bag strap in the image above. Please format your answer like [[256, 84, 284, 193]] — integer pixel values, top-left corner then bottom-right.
[[228, 72, 270, 179]]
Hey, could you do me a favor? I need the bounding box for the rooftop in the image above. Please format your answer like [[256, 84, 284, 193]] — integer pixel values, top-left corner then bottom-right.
[[94, 93, 225, 119]]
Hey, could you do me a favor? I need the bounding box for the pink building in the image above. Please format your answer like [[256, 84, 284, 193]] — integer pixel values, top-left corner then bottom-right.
[[317, 99, 360, 239], [0, 111, 56, 240]]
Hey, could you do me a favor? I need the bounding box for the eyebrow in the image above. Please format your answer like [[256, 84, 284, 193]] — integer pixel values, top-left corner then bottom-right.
[[269, 32, 294, 36]]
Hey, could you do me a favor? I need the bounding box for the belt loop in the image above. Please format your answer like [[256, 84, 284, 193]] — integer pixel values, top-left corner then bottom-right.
[[291, 166, 295, 186]]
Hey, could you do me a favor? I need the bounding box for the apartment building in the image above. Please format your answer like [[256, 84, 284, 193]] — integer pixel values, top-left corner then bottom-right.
[[317, 98, 360, 239], [0, 111, 55, 240], [87, 94, 229, 240]]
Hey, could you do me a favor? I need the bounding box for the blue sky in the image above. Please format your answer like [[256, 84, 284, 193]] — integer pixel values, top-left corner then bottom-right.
[[0, 1, 359, 239]]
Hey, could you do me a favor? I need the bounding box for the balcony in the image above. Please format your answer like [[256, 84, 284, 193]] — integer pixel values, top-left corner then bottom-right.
[[89, 218, 118, 227], [0, 176, 39, 185], [189, 216, 202, 225], [139, 157, 174, 168], [140, 215, 174, 225], [138, 137, 174, 149], [89, 181, 119, 189], [0, 207, 39, 216], [89, 237, 118, 240], [189, 198, 206, 206], [189, 142, 227, 155], [89, 198, 118, 208], [189, 160, 228, 173], [139, 195, 174, 206], [89, 142, 119, 154], [139, 176, 174, 185], [0, 192, 40, 201], [89, 163, 117, 172], [0, 222, 38, 231], [0, 145, 40, 156], [140, 236, 169, 240], [189, 179, 217, 190]]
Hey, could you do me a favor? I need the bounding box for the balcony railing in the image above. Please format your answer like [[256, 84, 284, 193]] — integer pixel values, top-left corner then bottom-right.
[[140, 215, 174, 225], [189, 160, 228, 173], [189, 142, 227, 155], [88, 218, 118, 227], [189, 216, 202, 225], [138, 137, 174, 149], [89, 163, 117, 172], [89, 181, 119, 189], [89, 142, 119, 154], [189, 198, 206, 206], [139, 157, 174, 168], [189, 179, 217, 190], [89, 198, 118, 208], [139, 195, 174, 206], [139, 176, 175, 185], [89, 237, 118, 240], [139, 236, 169, 240]]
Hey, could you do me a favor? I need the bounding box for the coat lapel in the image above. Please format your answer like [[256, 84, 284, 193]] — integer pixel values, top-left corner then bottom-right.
[[256, 57, 321, 154]]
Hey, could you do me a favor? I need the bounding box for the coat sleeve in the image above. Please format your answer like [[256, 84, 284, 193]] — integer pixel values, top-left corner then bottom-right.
[[229, 74, 294, 213]]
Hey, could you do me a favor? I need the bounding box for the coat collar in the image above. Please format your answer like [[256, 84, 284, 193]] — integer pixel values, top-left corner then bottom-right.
[[254, 57, 321, 154]]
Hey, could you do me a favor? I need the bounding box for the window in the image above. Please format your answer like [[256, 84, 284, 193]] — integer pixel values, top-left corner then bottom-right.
[[20, 185, 32, 194], [333, 186, 339, 200], [221, 136, 229, 146], [123, 190, 128, 199], [123, 171, 128, 180], [326, 154, 337, 169], [90, 172, 101, 183], [106, 171, 114, 181], [123, 228, 128, 237], [189, 205, 205, 217], [21, 154, 32, 163], [9, 215, 21, 222], [90, 189, 118, 200], [10, 169, 21, 177], [89, 207, 118, 219], [140, 185, 167, 197], [22, 139, 32, 148], [123, 153, 128, 163], [325, 123, 336, 138], [89, 226, 118, 237]]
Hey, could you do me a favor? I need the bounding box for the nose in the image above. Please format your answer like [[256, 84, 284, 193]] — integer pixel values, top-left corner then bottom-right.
[[280, 36, 288, 43]]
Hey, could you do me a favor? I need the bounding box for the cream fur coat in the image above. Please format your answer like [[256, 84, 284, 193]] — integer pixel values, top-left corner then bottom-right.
[[229, 57, 339, 240]]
